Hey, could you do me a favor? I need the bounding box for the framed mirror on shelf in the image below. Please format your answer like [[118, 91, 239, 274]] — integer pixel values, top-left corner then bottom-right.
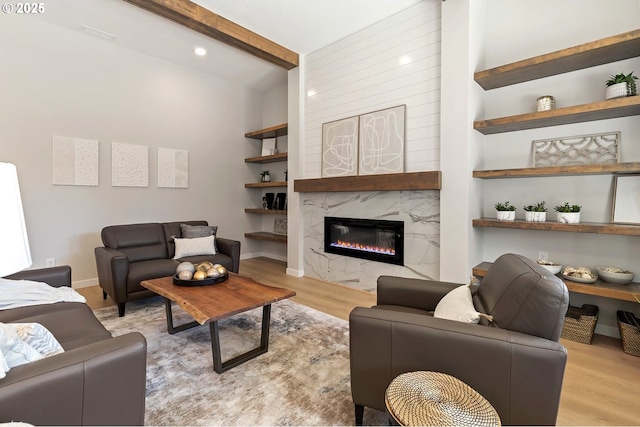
[[612, 174, 640, 224]]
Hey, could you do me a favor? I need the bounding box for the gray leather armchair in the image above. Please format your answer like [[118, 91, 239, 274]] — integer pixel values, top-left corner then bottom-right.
[[349, 253, 569, 426]]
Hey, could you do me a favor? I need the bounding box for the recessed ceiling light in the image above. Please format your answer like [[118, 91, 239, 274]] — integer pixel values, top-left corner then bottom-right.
[[399, 56, 412, 66], [194, 47, 207, 56]]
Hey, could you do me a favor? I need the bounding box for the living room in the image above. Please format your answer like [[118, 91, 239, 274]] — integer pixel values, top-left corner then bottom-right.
[[1, 0, 639, 425]]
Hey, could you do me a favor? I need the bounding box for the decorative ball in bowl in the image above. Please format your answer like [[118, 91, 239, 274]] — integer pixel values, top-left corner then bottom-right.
[[536, 259, 562, 274], [597, 267, 634, 285], [173, 261, 228, 286]]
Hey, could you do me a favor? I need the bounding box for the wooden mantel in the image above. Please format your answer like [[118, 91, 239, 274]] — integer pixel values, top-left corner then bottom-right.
[[294, 171, 441, 192]]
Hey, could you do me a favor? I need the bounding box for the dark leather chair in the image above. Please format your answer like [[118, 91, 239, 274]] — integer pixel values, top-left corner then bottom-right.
[[349, 253, 569, 426], [95, 220, 241, 316]]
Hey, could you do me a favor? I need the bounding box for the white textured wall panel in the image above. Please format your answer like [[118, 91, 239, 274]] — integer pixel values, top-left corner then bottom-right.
[[303, 1, 442, 177]]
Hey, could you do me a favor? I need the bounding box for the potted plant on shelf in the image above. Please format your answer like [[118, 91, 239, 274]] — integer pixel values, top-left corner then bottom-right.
[[554, 202, 581, 224], [605, 72, 638, 99], [523, 201, 547, 222], [260, 170, 271, 182], [495, 201, 516, 221]]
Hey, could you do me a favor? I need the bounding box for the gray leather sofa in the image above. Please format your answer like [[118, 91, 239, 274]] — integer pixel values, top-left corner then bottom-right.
[[95, 220, 241, 316], [0, 265, 147, 425], [350, 253, 569, 426]]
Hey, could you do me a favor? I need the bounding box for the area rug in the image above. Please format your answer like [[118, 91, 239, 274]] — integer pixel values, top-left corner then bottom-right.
[[94, 297, 386, 426]]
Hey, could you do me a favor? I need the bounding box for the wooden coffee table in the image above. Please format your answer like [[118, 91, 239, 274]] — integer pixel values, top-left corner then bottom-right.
[[140, 273, 296, 373]]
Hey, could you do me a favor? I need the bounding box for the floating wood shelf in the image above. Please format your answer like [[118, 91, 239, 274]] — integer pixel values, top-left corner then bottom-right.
[[473, 262, 640, 302], [245, 181, 288, 188], [474, 96, 640, 134], [244, 232, 287, 243], [472, 218, 640, 236], [473, 162, 640, 179], [244, 209, 287, 215], [294, 171, 441, 192], [245, 152, 288, 164], [244, 123, 288, 140], [474, 29, 640, 90]]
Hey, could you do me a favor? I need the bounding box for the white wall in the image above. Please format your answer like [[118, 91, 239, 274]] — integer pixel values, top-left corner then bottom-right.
[[476, 0, 640, 336], [303, 1, 442, 177], [0, 16, 268, 286]]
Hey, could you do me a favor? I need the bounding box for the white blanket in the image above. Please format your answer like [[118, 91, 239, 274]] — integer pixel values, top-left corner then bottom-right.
[[0, 278, 86, 310]]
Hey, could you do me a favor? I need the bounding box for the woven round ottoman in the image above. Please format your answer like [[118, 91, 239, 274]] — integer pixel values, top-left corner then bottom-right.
[[385, 371, 501, 426]]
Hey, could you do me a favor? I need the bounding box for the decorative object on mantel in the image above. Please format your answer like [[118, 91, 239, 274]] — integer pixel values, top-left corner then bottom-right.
[[321, 115, 359, 177], [605, 72, 638, 100], [535, 95, 556, 111], [273, 218, 287, 235], [494, 201, 516, 221], [554, 202, 581, 224], [358, 105, 406, 175], [523, 201, 547, 222], [611, 174, 640, 225], [532, 131, 620, 167], [260, 170, 271, 182]]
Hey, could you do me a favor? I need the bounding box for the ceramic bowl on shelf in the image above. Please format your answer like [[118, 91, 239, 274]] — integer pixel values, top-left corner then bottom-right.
[[597, 268, 634, 285], [537, 259, 561, 274], [541, 264, 562, 274], [562, 266, 598, 283]]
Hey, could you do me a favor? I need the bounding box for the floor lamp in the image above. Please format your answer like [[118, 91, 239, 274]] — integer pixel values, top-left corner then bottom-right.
[[0, 162, 32, 277]]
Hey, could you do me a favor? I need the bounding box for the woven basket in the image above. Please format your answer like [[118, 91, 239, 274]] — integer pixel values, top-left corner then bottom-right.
[[617, 310, 640, 357], [561, 304, 598, 344]]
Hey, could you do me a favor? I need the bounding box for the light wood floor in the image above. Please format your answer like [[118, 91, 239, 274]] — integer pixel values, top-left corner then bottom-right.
[[79, 257, 640, 426]]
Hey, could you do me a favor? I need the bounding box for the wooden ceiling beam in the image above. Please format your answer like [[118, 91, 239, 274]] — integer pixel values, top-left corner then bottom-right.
[[123, 0, 299, 70]]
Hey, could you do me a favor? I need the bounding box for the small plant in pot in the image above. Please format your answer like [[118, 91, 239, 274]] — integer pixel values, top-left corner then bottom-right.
[[523, 201, 547, 222], [605, 72, 638, 99], [554, 202, 581, 224], [495, 201, 516, 221]]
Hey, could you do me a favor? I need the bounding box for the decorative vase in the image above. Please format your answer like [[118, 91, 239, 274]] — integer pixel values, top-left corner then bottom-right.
[[605, 82, 629, 100], [496, 210, 515, 221], [535, 95, 556, 111], [525, 211, 547, 222], [557, 212, 580, 224], [261, 173, 271, 182]]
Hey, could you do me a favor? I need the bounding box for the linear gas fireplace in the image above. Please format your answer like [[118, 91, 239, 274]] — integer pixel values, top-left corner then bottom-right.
[[324, 216, 404, 265]]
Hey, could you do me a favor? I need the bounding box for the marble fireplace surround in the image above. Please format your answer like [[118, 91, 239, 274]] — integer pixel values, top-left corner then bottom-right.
[[294, 172, 441, 293]]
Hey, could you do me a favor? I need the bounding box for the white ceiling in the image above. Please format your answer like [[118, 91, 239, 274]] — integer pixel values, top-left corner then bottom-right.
[[31, 0, 424, 91]]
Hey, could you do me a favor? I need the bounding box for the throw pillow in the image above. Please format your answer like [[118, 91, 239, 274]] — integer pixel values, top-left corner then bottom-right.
[[0, 322, 43, 369], [180, 224, 218, 238], [13, 322, 64, 357], [173, 235, 217, 259], [434, 285, 482, 324], [0, 349, 9, 379]]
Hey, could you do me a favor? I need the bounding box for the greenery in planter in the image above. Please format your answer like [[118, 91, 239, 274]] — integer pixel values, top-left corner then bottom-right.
[[554, 202, 581, 213], [605, 72, 638, 96], [523, 201, 547, 212], [494, 201, 516, 211]]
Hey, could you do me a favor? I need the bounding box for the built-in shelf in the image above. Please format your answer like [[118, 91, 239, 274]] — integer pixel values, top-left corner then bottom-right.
[[244, 123, 288, 140], [473, 262, 640, 302], [245, 181, 287, 188], [294, 171, 441, 192], [472, 218, 640, 236], [244, 232, 287, 244], [245, 152, 288, 164], [473, 162, 640, 179], [474, 29, 640, 90], [244, 208, 286, 215], [474, 96, 640, 134]]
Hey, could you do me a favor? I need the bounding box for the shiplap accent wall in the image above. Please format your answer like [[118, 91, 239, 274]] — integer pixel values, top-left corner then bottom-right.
[[303, 1, 441, 177]]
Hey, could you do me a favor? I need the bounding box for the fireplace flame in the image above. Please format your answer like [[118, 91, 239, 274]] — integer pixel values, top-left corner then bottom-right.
[[331, 240, 396, 256]]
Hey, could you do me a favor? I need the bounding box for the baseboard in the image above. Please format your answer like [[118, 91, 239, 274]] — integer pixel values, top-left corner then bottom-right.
[[286, 267, 304, 277], [73, 277, 99, 289]]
